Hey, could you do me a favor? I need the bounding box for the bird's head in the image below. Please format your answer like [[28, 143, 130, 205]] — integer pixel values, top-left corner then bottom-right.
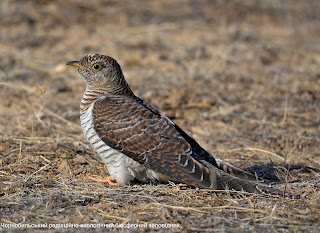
[[67, 54, 133, 95]]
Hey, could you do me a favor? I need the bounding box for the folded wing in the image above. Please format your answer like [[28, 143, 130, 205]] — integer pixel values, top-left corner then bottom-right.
[[92, 95, 264, 192]]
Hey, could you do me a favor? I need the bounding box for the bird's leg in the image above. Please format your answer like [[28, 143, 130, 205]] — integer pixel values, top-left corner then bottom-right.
[[85, 176, 119, 186]]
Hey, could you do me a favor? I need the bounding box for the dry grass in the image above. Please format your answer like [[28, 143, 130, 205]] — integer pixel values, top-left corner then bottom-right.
[[0, 0, 319, 232]]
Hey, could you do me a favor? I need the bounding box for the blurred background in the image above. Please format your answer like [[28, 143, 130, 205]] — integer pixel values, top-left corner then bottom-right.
[[0, 0, 319, 230], [1, 0, 318, 158]]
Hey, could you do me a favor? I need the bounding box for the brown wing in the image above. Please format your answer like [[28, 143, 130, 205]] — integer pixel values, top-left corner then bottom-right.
[[166, 117, 262, 183], [91, 95, 294, 196], [92, 95, 218, 189]]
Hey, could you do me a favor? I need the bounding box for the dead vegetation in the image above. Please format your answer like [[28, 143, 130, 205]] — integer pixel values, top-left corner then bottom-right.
[[0, 0, 319, 232]]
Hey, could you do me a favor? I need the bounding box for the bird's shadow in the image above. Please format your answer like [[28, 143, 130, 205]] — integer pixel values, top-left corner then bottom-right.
[[245, 162, 314, 183]]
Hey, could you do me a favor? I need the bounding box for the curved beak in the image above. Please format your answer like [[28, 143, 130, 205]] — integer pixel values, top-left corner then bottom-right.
[[66, 61, 90, 71]]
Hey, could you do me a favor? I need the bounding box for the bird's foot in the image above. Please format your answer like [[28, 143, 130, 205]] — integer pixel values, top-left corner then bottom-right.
[[85, 176, 119, 186]]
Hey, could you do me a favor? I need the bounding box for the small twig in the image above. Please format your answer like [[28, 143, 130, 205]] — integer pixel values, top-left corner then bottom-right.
[[24, 163, 51, 182], [225, 147, 285, 161], [95, 208, 129, 221], [44, 108, 82, 130], [282, 91, 288, 123], [1, 146, 36, 158]]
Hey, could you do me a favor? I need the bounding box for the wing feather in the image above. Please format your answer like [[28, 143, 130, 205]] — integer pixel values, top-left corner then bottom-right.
[[92, 95, 217, 188], [92, 95, 273, 193]]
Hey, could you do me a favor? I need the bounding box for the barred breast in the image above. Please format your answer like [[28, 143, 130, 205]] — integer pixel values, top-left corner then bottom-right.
[[80, 92, 168, 185]]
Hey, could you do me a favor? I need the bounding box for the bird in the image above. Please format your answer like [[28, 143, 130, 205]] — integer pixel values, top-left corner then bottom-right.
[[66, 54, 291, 196]]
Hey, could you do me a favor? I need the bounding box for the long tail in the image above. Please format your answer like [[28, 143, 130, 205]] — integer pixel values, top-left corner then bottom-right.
[[195, 159, 298, 198], [213, 167, 298, 198], [214, 158, 263, 182]]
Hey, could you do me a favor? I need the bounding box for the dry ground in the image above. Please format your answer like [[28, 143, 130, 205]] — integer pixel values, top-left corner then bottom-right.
[[0, 0, 319, 232]]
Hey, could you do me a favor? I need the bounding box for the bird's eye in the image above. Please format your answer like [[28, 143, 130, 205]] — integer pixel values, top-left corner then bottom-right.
[[92, 63, 102, 71]]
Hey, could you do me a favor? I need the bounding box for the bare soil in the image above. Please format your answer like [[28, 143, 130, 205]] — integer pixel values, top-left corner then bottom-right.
[[0, 0, 319, 232]]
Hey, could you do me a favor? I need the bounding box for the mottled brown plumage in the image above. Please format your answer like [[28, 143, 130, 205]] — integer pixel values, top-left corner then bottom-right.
[[67, 54, 294, 197]]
